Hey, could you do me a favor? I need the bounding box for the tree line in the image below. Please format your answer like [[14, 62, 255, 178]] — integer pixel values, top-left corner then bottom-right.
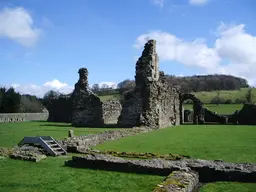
[[0, 74, 252, 113], [91, 74, 250, 95], [0, 87, 45, 113]]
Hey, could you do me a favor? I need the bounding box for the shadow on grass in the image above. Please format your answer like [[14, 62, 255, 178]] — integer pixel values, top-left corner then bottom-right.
[[39, 123, 129, 129], [74, 123, 130, 129], [64, 161, 171, 176], [40, 124, 72, 127], [182, 122, 239, 126]]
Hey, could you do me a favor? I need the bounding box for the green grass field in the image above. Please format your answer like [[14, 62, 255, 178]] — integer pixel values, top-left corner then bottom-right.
[[0, 121, 121, 148], [95, 125, 256, 163], [192, 88, 256, 104], [200, 182, 256, 192], [99, 88, 256, 104], [0, 121, 256, 192], [0, 157, 163, 192]]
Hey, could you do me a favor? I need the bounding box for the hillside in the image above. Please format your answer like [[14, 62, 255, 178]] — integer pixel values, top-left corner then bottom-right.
[[112, 74, 250, 95], [192, 88, 256, 103], [99, 88, 256, 104], [165, 74, 249, 92]]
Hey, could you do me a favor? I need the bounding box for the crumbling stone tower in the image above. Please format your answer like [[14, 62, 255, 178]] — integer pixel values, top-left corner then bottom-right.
[[118, 40, 180, 129], [71, 68, 104, 127]]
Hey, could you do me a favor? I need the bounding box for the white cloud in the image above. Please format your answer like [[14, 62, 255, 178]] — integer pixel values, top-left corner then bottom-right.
[[189, 0, 209, 5], [10, 79, 73, 98], [134, 31, 220, 70], [134, 23, 256, 86], [43, 79, 69, 89], [0, 7, 41, 47], [152, 0, 164, 8], [8, 80, 118, 98]]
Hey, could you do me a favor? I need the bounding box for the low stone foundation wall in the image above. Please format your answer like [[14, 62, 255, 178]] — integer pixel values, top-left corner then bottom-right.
[[59, 127, 155, 152], [153, 171, 199, 192], [65, 154, 256, 183], [0, 113, 49, 123]]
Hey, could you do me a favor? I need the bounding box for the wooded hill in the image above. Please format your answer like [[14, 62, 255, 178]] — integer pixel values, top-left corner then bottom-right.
[[111, 74, 249, 95], [0, 74, 252, 113]]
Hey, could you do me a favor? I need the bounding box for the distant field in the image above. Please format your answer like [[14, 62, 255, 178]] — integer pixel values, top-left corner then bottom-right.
[[98, 88, 256, 103], [192, 88, 256, 103], [99, 93, 120, 102]]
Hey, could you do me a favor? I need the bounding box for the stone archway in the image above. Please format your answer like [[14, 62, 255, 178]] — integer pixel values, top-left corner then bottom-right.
[[180, 93, 205, 124]]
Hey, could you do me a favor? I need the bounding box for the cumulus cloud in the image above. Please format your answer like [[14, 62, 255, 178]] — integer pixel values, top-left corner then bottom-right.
[[152, 0, 164, 8], [134, 31, 220, 70], [189, 0, 209, 5], [134, 23, 256, 86], [0, 7, 41, 47], [43, 79, 69, 89], [10, 79, 73, 98], [8, 80, 118, 98]]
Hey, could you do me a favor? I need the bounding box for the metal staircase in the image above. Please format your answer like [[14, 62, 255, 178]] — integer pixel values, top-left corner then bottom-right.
[[18, 136, 67, 156]]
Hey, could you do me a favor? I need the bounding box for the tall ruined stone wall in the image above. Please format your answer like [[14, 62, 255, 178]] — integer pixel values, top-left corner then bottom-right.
[[118, 40, 181, 129], [117, 91, 142, 127], [102, 100, 122, 124], [47, 95, 72, 123], [155, 74, 181, 128], [71, 68, 104, 127]]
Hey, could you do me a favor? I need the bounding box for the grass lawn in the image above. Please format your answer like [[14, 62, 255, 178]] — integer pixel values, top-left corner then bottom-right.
[[0, 157, 163, 192], [200, 182, 256, 192], [0, 122, 255, 192], [95, 125, 256, 163], [99, 93, 120, 102], [0, 121, 121, 147], [193, 88, 256, 104], [183, 104, 243, 114], [97, 88, 256, 104]]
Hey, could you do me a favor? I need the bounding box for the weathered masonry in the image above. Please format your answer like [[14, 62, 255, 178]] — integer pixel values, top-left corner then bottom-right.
[[117, 39, 181, 129]]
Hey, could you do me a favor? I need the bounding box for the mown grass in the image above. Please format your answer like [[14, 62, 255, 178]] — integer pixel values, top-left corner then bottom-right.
[[0, 122, 255, 192], [193, 88, 256, 103], [98, 88, 256, 103], [99, 93, 120, 102], [0, 121, 120, 147], [0, 157, 163, 192], [95, 125, 256, 163], [200, 182, 256, 192]]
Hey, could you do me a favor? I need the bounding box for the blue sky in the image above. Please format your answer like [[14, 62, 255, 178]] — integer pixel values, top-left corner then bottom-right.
[[0, 0, 255, 97]]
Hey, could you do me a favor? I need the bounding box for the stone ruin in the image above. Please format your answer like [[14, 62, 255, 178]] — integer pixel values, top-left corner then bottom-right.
[[71, 68, 104, 127], [71, 40, 181, 129], [71, 68, 122, 127], [118, 40, 180, 128], [180, 93, 205, 124], [46, 39, 256, 127], [46, 94, 72, 123], [181, 96, 256, 125], [233, 104, 256, 125]]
